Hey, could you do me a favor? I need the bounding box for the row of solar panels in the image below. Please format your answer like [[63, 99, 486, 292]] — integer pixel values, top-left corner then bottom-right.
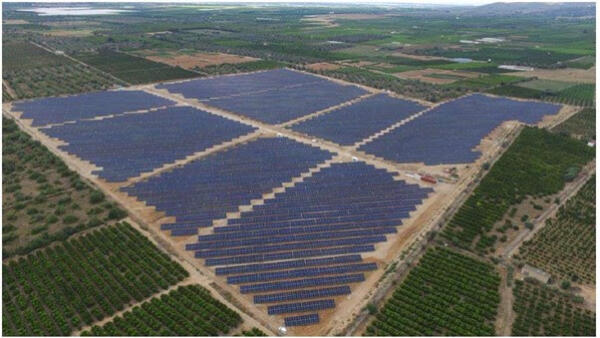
[[227, 262, 377, 284]]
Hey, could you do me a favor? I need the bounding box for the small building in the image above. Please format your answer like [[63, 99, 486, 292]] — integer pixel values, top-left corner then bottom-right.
[[521, 264, 551, 284]]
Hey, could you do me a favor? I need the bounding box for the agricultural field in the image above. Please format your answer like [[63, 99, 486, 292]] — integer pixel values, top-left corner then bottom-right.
[[512, 279, 595, 336], [517, 176, 595, 284], [2, 118, 127, 257], [364, 247, 500, 336], [552, 108, 596, 141], [2, 42, 120, 99], [2, 222, 189, 336], [74, 49, 198, 84], [489, 82, 596, 107], [82, 285, 242, 336], [441, 127, 594, 254]]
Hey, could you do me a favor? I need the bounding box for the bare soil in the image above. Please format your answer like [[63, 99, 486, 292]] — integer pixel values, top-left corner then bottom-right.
[[144, 51, 259, 69], [512, 67, 596, 84], [395, 68, 481, 84], [305, 62, 341, 71]]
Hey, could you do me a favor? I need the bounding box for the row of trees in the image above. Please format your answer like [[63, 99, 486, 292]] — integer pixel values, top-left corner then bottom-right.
[[365, 247, 501, 336], [518, 176, 595, 284], [441, 127, 595, 254], [82, 285, 242, 336], [512, 279, 595, 336], [2, 222, 188, 336]]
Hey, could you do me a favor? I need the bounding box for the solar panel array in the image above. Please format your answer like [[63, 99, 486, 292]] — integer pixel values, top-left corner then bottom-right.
[[206, 81, 367, 124], [42, 106, 257, 182], [359, 94, 562, 165], [156, 68, 368, 124], [290, 93, 427, 145], [284, 313, 320, 326], [181, 161, 432, 325], [122, 137, 333, 230], [13, 90, 175, 126], [156, 69, 323, 101]]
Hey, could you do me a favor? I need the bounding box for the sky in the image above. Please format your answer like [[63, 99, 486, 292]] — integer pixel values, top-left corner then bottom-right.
[[3, 0, 594, 6]]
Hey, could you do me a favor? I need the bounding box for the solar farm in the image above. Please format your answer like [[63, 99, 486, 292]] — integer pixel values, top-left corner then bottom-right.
[[3, 67, 573, 335]]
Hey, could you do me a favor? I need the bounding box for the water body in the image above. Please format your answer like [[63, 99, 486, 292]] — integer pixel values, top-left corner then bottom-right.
[[450, 58, 473, 63], [18, 7, 133, 16]]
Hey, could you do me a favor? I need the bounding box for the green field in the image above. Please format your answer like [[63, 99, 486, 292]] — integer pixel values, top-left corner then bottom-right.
[[441, 127, 594, 254], [2, 222, 188, 336], [365, 247, 500, 336], [75, 50, 198, 84], [517, 79, 576, 93], [82, 285, 241, 336]]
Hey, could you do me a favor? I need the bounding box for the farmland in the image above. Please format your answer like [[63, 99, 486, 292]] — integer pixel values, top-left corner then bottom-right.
[[517, 176, 595, 284], [441, 127, 594, 254], [2, 118, 127, 257], [74, 50, 198, 84], [552, 108, 596, 141], [82, 285, 242, 336], [512, 279, 595, 336], [3, 42, 120, 99], [2, 222, 188, 336], [364, 247, 500, 336]]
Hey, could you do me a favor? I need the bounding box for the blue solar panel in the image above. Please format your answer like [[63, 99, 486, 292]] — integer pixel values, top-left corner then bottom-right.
[[227, 262, 377, 284], [215, 255, 362, 275], [205, 80, 367, 124], [284, 313, 320, 326], [240, 274, 365, 294], [123, 137, 333, 227], [13, 90, 175, 126], [290, 93, 426, 145], [42, 106, 256, 182], [156, 68, 324, 101], [205, 245, 376, 266], [268, 299, 335, 315], [359, 93, 562, 165], [255, 286, 351, 304]]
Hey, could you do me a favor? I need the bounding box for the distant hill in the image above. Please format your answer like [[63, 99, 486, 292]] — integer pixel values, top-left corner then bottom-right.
[[459, 2, 595, 17]]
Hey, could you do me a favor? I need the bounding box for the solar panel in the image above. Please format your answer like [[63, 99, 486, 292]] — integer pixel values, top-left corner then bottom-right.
[[290, 93, 426, 145], [284, 313, 320, 326], [13, 90, 175, 126], [268, 299, 335, 315], [255, 286, 351, 304], [360, 94, 562, 165]]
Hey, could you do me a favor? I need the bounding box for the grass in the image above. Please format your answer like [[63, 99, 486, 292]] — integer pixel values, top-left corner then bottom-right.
[[517, 79, 576, 93]]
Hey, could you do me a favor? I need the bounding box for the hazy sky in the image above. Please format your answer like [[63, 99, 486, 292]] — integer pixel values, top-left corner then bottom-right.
[[4, 0, 593, 5]]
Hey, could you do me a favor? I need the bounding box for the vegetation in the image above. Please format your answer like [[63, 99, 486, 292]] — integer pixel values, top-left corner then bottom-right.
[[198, 60, 285, 75], [364, 247, 500, 336], [75, 49, 198, 84], [81, 285, 241, 336], [488, 83, 595, 107], [552, 108, 596, 141], [442, 127, 594, 254], [512, 279, 595, 336], [2, 42, 119, 99], [240, 328, 268, 336], [2, 222, 188, 336], [518, 176, 595, 284], [306, 65, 467, 102], [2, 118, 127, 257]]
